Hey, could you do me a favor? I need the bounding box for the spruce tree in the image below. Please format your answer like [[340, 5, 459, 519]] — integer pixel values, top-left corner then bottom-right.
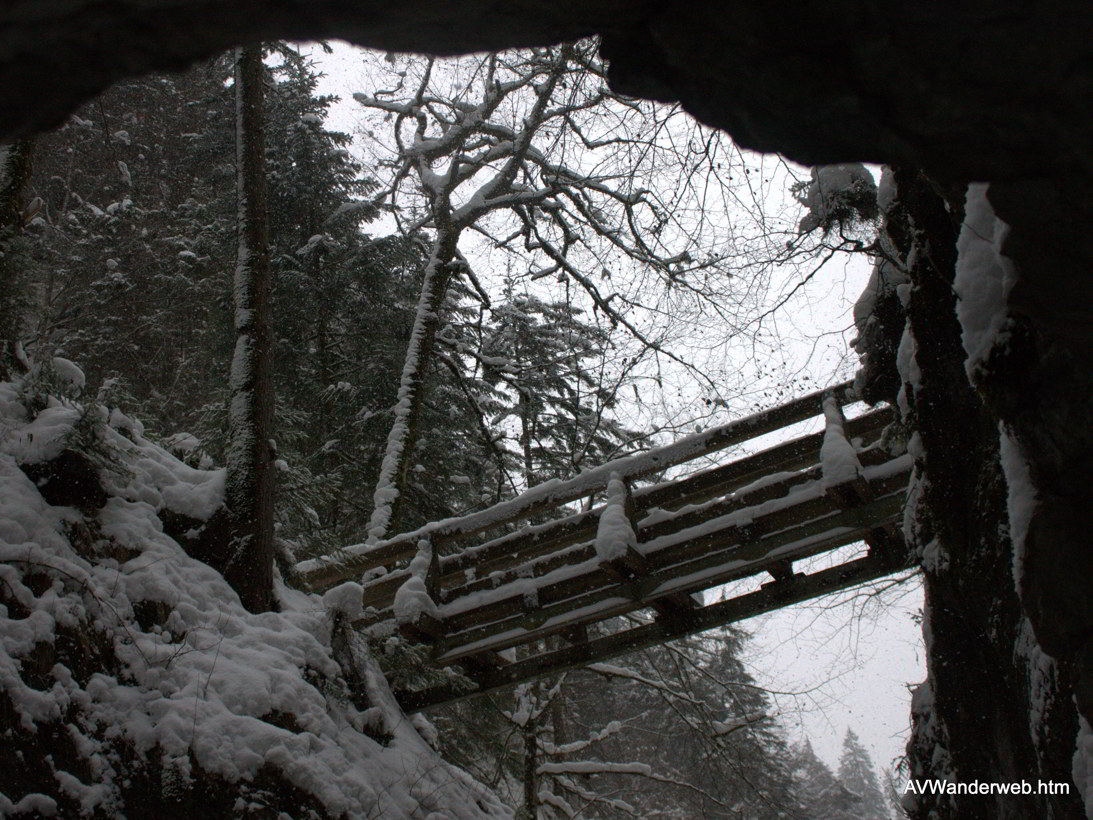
[[790, 740, 861, 820], [25, 61, 236, 429], [435, 627, 801, 819], [477, 290, 635, 487], [838, 729, 891, 820]]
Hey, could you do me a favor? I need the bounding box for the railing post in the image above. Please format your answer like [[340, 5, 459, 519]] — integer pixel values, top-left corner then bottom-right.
[[393, 536, 446, 642], [596, 473, 697, 623], [820, 392, 868, 503], [594, 473, 641, 571], [819, 392, 906, 562]]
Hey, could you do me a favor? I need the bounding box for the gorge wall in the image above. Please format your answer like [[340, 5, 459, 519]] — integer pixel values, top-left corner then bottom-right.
[[3, 2, 1092, 817]]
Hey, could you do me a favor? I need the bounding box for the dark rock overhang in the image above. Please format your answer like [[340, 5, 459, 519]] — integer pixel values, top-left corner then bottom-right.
[[3, 0, 1091, 184]]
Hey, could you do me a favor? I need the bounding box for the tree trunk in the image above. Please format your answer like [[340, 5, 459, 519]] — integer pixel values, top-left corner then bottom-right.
[[519, 385, 535, 488], [365, 235, 457, 542], [521, 688, 541, 820], [0, 137, 35, 378], [223, 44, 276, 613]]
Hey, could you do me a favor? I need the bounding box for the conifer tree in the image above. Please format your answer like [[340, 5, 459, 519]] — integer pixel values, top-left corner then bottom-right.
[[838, 729, 891, 820], [25, 62, 236, 429], [435, 627, 800, 819], [17, 46, 440, 558], [791, 740, 861, 820], [476, 290, 635, 487]]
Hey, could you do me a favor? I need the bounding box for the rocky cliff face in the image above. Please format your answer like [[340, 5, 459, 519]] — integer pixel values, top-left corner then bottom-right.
[[3, 2, 1092, 817], [864, 169, 1087, 819], [4, 2, 1091, 182]]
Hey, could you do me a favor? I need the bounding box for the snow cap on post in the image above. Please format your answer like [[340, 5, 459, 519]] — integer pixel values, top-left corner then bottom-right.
[[595, 472, 638, 562], [819, 395, 864, 490], [393, 537, 440, 625], [322, 581, 365, 622]]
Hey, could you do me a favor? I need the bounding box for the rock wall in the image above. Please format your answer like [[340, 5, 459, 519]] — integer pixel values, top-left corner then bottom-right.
[[3, 1, 1091, 182], [871, 170, 1085, 819], [3, 2, 1092, 816]]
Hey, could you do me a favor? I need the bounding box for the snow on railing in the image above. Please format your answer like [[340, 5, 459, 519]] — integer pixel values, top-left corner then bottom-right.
[[296, 381, 859, 590], [819, 394, 865, 490], [392, 538, 440, 627], [594, 474, 637, 563]]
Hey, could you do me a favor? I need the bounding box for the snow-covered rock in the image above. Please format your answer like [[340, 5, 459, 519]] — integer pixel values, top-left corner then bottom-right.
[[953, 183, 1016, 379], [794, 163, 878, 234], [0, 378, 511, 819], [51, 356, 86, 393]]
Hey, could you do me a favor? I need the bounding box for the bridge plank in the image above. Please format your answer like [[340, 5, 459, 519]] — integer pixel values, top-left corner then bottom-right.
[[396, 550, 907, 711], [433, 509, 896, 662], [430, 477, 908, 662]]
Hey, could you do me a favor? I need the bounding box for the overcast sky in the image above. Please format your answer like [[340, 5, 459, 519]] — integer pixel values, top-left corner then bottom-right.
[[303, 38, 925, 781]]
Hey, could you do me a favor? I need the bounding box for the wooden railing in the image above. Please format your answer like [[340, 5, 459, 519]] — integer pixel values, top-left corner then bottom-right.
[[298, 381, 861, 589], [293, 382, 913, 709]]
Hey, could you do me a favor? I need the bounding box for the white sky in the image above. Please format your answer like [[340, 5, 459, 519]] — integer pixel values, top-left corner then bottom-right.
[[304, 39, 924, 783]]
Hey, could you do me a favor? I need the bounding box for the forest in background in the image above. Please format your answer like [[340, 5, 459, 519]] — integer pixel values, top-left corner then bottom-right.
[[0, 41, 905, 819]]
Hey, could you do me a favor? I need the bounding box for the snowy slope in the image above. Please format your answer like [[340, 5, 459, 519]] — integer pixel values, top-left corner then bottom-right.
[[0, 377, 511, 819]]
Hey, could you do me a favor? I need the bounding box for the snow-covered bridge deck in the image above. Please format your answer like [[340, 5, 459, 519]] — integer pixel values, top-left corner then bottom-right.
[[295, 383, 912, 710]]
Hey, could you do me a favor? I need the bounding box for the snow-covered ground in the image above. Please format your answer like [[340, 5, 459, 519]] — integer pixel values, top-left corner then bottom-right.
[[0, 375, 511, 818]]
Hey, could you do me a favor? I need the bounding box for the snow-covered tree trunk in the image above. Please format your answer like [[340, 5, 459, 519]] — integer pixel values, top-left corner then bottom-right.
[[357, 43, 732, 542], [224, 44, 276, 612], [365, 233, 457, 542], [0, 137, 34, 378]]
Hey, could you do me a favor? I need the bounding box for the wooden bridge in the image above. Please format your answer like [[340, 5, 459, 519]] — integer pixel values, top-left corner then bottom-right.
[[295, 382, 912, 711]]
